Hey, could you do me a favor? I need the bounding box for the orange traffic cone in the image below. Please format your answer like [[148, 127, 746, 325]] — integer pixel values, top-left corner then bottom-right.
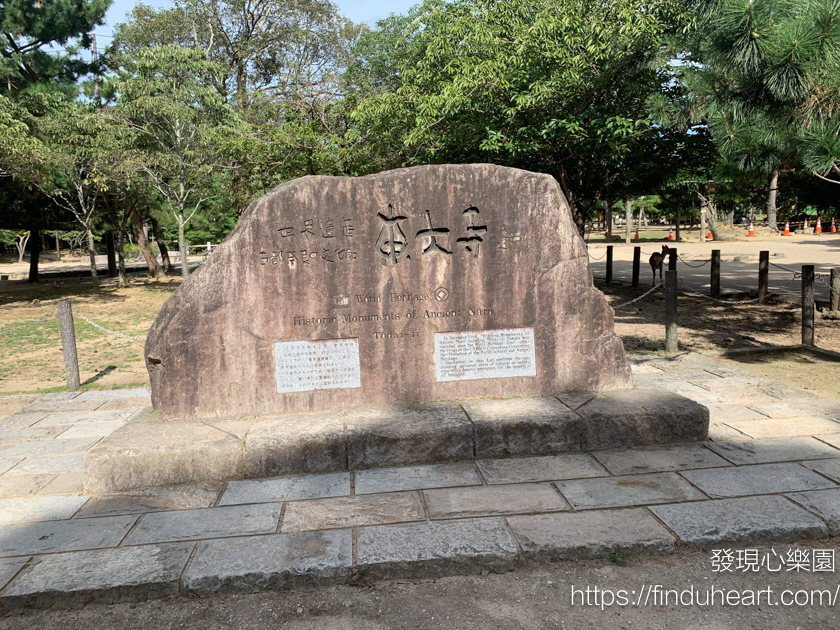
[[804, 219, 810, 231], [747, 220, 755, 237], [634, 228, 639, 240], [815, 217, 823, 234], [783, 221, 790, 236], [707, 230, 714, 240], [831, 218, 837, 233], [667, 227, 674, 241]]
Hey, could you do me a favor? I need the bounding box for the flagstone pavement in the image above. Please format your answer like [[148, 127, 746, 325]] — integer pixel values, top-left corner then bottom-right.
[[0, 352, 838, 609]]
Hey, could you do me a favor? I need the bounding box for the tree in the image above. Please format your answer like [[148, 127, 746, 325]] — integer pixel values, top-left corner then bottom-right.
[[0, 229, 28, 262], [350, 0, 695, 232], [1, 0, 111, 95], [117, 45, 242, 282], [687, 0, 840, 228]]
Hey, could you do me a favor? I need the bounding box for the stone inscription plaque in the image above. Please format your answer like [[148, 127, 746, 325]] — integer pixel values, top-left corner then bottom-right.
[[146, 164, 633, 420], [435, 328, 537, 382], [274, 339, 361, 393]]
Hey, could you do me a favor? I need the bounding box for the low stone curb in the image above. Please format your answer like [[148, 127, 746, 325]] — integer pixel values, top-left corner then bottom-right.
[[0, 497, 832, 611]]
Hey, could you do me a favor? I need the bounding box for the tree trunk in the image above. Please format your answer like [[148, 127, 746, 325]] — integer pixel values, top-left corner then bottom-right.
[[16, 232, 29, 263], [605, 202, 613, 237], [129, 208, 163, 279], [702, 196, 720, 241], [178, 210, 189, 283], [115, 228, 128, 288], [27, 229, 39, 283], [675, 205, 681, 241], [86, 227, 101, 294], [766, 169, 779, 230], [149, 217, 171, 272], [624, 200, 633, 244]]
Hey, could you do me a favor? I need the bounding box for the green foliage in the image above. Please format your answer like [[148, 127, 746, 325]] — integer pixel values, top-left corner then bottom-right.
[[350, 0, 697, 228], [0, 0, 111, 96]]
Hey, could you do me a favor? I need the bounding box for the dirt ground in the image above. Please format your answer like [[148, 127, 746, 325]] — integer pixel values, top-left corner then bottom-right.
[[4, 546, 839, 630], [0, 275, 175, 394]]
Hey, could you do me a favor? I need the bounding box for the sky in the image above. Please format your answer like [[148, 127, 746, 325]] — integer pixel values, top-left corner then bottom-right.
[[99, 0, 420, 41]]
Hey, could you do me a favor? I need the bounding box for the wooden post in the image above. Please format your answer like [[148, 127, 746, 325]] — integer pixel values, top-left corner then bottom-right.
[[758, 251, 769, 303], [55, 230, 61, 261], [665, 269, 678, 352], [668, 248, 677, 271], [57, 300, 80, 390], [606, 245, 613, 284], [700, 209, 706, 243], [632, 246, 641, 288], [831, 268, 840, 311], [711, 249, 721, 298], [802, 265, 815, 346]]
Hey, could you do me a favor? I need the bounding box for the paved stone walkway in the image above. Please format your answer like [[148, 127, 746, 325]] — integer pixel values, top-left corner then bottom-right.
[[0, 352, 838, 609]]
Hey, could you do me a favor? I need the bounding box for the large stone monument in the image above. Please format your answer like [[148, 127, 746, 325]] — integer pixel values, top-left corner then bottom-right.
[[85, 165, 708, 493], [146, 164, 631, 419]]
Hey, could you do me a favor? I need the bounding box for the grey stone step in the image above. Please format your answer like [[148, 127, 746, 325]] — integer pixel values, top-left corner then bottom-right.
[[0, 495, 833, 610], [84, 390, 708, 493]]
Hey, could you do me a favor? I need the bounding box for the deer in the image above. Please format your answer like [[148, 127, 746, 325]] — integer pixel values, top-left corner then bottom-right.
[[649, 245, 670, 286]]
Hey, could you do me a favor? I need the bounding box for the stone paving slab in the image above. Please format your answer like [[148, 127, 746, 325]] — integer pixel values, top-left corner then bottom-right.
[[74, 388, 151, 401], [786, 489, 840, 535], [802, 458, 840, 484], [707, 437, 840, 465], [0, 413, 48, 429], [184, 530, 351, 596], [126, 504, 282, 545], [689, 377, 769, 392], [36, 392, 79, 403], [462, 397, 584, 459], [681, 463, 838, 498], [281, 492, 424, 533], [725, 390, 777, 405], [680, 392, 734, 406], [553, 392, 597, 410], [355, 463, 481, 495], [0, 557, 27, 590], [219, 473, 350, 506], [759, 383, 820, 401], [0, 544, 192, 609], [650, 496, 829, 548], [821, 434, 840, 449], [0, 426, 70, 442], [0, 495, 89, 526], [346, 403, 474, 470], [0, 458, 22, 475], [423, 483, 569, 519], [56, 421, 126, 439], [593, 444, 730, 475], [707, 404, 770, 422], [78, 483, 225, 518], [707, 424, 750, 441], [38, 472, 84, 495], [7, 453, 86, 475], [557, 472, 707, 510], [0, 474, 54, 498], [724, 417, 840, 439], [476, 454, 607, 485], [746, 402, 837, 419], [507, 508, 675, 560], [356, 518, 518, 579], [34, 409, 135, 426], [0, 515, 138, 558], [23, 400, 105, 414], [96, 398, 151, 411]]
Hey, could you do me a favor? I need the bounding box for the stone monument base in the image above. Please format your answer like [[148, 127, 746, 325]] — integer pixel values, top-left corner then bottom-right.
[[83, 390, 709, 494]]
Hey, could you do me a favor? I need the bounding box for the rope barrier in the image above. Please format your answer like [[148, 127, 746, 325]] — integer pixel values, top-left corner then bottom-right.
[[74, 312, 147, 342], [678, 279, 763, 305], [587, 250, 607, 261], [677, 255, 711, 268], [612, 283, 662, 310], [0, 313, 57, 336]]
